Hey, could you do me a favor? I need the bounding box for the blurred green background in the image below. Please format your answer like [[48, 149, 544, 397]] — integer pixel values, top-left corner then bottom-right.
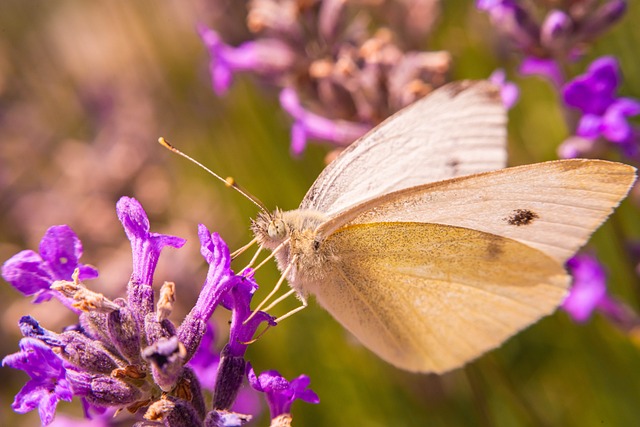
[[1, 1, 640, 426]]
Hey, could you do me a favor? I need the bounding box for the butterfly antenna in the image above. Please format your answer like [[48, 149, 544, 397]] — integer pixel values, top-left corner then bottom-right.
[[158, 137, 271, 215]]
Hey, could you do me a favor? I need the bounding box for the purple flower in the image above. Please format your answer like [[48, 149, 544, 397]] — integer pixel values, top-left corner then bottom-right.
[[222, 268, 275, 358], [279, 87, 371, 156], [562, 254, 608, 322], [519, 57, 564, 87], [2, 338, 73, 425], [188, 322, 220, 391], [488, 69, 519, 109], [2, 225, 98, 304], [117, 196, 185, 330], [562, 56, 640, 144], [177, 225, 236, 363], [198, 25, 296, 96], [247, 365, 319, 418]]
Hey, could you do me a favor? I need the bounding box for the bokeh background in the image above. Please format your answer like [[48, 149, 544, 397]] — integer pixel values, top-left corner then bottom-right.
[[2, 1, 640, 426]]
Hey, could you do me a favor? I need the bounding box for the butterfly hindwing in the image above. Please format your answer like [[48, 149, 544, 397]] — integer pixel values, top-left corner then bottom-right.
[[310, 222, 569, 373]]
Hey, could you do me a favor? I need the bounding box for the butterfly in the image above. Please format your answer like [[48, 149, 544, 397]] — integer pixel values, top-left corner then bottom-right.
[[161, 80, 636, 373], [248, 81, 636, 373]]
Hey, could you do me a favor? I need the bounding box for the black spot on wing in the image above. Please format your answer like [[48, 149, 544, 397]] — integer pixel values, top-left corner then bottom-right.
[[505, 209, 539, 226], [446, 158, 460, 174]]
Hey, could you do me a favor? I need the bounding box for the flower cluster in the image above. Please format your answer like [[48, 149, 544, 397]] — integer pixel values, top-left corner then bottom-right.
[[477, 0, 639, 159], [477, 0, 626, 85], [199, 0, 451, 156], [560, 56, 640, 158], [2, 197, 318, 426]]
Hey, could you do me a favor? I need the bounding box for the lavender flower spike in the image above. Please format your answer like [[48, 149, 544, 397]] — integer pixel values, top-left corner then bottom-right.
[[247, 364, 319, 421], [117, 196, 185, 329], [2, 225, 98, 305], [2, 337, 73, 426], [177, 224, 236, 362]]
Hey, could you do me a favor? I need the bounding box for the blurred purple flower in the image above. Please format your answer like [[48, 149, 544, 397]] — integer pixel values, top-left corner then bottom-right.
[[488, 69, 519, 109], [519, 57, 564, 87], [198, 25, 295, 96], [279, 87, 371, 156], [562, 254, 608, 322], [247, 365, 319, 419], [540, 9, 572, 50], [2, 225, 98, 305], [563, 56, 640, 145], [476, 0, 539, 51], [188, 322, 220, 391], [2, 338, 73, 425]]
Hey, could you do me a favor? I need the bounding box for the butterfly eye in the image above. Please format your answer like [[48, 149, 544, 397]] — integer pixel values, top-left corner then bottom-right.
[[267, 219, 287, 239]]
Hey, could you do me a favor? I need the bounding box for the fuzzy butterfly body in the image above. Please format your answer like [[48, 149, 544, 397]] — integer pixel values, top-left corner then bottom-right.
[[250, 81, 636, 373]]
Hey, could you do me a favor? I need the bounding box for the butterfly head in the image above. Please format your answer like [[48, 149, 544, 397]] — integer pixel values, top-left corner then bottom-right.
[[251, 209, 290, 250]]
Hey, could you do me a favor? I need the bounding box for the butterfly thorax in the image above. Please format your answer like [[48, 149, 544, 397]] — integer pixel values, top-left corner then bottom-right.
[[251, 208, 333, 293]]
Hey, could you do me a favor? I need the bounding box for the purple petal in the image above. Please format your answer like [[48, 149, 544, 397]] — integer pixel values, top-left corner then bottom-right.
[[599, 98, 640, 143], [540, 10, 572, 49], [3, 338, 72, 426], [576, 114, 603, 139], [198, 24, 295, 97], [562, 56, 620, 114], [476, 0, 501, 11], [290, 123, 308, 157], [488, 69, 519, 108], [2, 250, 53, 296], [247, 366, 319, 417], [562, 254, 608, 322], [279, 87, 370, 154], [557, 136, 597, 159], [588, 56, 620, 94], [520, 57, 564, 87], [187, 322, 220, 391], [116, 196, 151, 242], [38, 226, 83, 280]]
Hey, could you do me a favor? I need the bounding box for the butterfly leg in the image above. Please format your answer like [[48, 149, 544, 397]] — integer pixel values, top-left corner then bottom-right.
[[250, 238, 290, 272], [274, 295, 308, 324], [231, 237, 258, 259], [263, 288, 297, 311], [243, 256, 296, 325], [240, 244, 263, 272]]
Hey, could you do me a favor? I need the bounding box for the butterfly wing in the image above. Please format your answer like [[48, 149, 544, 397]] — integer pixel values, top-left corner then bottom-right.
[[317, 159, 636, 264], [300, 80, 507, 216], [311, 222, 569, 373]]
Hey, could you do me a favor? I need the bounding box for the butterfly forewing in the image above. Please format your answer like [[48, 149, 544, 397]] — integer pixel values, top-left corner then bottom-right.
[[311, 222, 569, 373], [300, 81, 507, 216], [317, 159, 636, 264]]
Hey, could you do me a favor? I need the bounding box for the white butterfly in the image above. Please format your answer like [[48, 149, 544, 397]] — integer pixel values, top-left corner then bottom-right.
[[246, 81, 636, 374]]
